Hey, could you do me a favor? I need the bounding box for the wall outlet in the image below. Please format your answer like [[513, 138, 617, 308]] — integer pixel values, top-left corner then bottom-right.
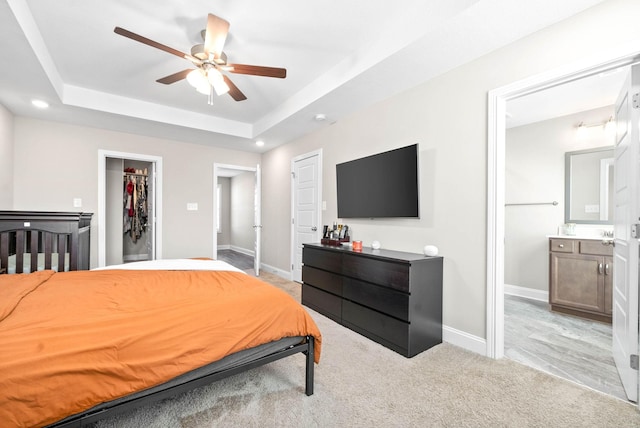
[[187, 203, 198, 211], [73, 198, 82, 208]]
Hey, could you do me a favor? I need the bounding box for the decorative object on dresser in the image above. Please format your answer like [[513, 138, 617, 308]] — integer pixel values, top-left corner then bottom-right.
[[549, 237, 613, 323], [0, 211, 92, 274], [302, 243, 443, 357]]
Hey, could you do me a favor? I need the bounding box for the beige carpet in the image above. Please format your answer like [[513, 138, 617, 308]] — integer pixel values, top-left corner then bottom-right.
[[95, 273, 640, 428]]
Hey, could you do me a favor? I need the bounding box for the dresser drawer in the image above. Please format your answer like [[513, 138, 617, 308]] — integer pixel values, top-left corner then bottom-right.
[[579, 240, 613, 256], [303, 246, 342, 272], [302, 284, 342, 322], [342, 253, 410, 292], [549, 239, 575, 253], [343, 278, 409, 322], [302, 265, 342, 296], [342, 300, 409, 350]]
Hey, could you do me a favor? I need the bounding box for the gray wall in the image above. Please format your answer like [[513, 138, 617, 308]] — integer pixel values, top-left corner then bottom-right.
[[0, 104, 13, 209], [505, 106, 614, 292], [11, 117, 261, 267], [260, 0, 640, 339]]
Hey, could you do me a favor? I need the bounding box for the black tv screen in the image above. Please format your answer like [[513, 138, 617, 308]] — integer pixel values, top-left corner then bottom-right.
[[336, 144, 419, 218]]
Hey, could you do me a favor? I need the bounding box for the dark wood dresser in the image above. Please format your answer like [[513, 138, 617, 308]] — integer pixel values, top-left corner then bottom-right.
[[301, 243, 443, 357]]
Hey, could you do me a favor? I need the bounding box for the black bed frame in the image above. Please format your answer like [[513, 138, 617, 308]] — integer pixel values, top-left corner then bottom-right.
[[49, 336, 314, 427], [0, 211, 316, 426], [0, 211, 92, 273]]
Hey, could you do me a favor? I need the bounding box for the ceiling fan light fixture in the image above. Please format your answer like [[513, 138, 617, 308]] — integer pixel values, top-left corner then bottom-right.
[[187, 69, 210, 94], [208, 68, 230, 96]]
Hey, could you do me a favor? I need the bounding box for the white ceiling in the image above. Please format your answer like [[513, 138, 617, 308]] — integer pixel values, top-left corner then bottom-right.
[[0, 0, 611, 152], [506, 66, 628, 129]]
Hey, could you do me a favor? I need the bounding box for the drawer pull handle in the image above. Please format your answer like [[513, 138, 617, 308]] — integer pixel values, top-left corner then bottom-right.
[[601, 239, 615, 247], [598, 263, 604, 274], [558, 244, 564, 248], [605, 263, 610, 275]]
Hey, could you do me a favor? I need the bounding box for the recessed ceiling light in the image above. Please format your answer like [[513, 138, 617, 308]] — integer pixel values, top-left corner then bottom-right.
[[255, 140, 265, 147], [314, 113, 326, 121], [31, 99, 49, 109]]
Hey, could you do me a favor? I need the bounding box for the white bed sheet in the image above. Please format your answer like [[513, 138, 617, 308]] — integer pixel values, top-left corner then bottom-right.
[[92, 258, 246, 274]]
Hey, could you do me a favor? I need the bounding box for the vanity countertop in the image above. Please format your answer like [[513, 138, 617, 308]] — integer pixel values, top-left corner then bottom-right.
[[546, 235, 610, 241]]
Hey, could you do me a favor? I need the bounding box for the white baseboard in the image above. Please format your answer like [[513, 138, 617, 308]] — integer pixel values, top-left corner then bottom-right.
[[442, 325, 487, 355], [504, 283, 548, 302], [123, 254, 150, 262], [259, 263, 291, 280], [230, 245, 254, 257], [217, 244, 231, 251]]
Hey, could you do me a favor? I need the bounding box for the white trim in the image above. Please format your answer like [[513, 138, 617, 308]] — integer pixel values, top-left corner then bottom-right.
[[217, 244, 231, 251], [290, 149, 323, 281], [504, 284, 549, 302], [230, 245, 255, 257], [213, 163, 258, 261], [443, 325, 486, 356], [98, 150, 163, 268], [599, 158, 614, 221], [123, 254, 151, 262], [487, 43, 640, 360], [259, 262, 291, 281]]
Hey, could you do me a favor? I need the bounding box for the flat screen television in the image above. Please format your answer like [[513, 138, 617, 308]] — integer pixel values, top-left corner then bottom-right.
[[336, 144, 419, 218]]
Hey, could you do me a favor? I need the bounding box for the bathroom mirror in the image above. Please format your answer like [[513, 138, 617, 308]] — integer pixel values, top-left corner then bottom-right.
[[565, 146, 614, 224]]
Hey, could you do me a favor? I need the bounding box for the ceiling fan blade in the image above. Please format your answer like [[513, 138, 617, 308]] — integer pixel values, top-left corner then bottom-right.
[[228, 64, 287, 78], [223, 75, 247, 101], [114, 27, 189, 60], [156, 69, 192, 84], [204, 14, 230, 62]]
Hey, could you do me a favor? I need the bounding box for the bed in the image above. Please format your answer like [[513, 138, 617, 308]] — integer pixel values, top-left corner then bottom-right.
[[0, 211, 92, 274], [0, 259, 321, 427]]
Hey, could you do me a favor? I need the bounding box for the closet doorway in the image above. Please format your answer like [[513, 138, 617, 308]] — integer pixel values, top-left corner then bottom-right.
[[98, 150, 163, 267], [213, 164, 261, 275]]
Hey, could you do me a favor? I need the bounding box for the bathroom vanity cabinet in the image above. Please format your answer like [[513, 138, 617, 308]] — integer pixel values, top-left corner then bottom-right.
[[549, 237, 612, 323]]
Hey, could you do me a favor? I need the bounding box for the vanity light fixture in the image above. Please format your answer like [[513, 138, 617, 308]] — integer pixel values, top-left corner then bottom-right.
[[576, 116, 616, 138], [604, 116, 616, 135]]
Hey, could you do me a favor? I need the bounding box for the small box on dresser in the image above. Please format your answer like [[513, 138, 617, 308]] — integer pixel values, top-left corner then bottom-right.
[[301, 243, 443, 358]]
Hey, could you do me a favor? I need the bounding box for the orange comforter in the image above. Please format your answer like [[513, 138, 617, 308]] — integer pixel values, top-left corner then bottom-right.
[[0, 269, 321, 427]]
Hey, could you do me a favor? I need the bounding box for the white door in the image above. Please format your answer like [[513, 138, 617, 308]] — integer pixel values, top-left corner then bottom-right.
[[613, 64, 640, 403], [254, 165, 262, 275], [291, 151, 322, 282]]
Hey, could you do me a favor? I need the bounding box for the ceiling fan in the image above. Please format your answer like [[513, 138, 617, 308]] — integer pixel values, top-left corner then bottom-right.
[[114, 13, 286, 104]]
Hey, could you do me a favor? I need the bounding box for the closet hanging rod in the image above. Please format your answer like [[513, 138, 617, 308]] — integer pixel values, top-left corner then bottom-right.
[[505, 201, 558, 207], [123, 172, 148, 177]]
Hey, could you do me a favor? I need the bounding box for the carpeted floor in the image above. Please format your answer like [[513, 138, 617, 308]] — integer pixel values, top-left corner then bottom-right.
[[95, 273, 640, 428]]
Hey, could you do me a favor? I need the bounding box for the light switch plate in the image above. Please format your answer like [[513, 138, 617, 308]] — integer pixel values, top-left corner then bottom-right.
[[73, 198, 82, 208], [584, 204, 600, 213], [187, 203, 198, 211]]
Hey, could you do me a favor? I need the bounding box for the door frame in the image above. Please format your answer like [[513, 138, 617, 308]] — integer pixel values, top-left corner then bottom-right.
[[486, 45, 640, 360], [98, 150, 163, 267], [212, 163, 260, 264], [290, 149, 323, 281]]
